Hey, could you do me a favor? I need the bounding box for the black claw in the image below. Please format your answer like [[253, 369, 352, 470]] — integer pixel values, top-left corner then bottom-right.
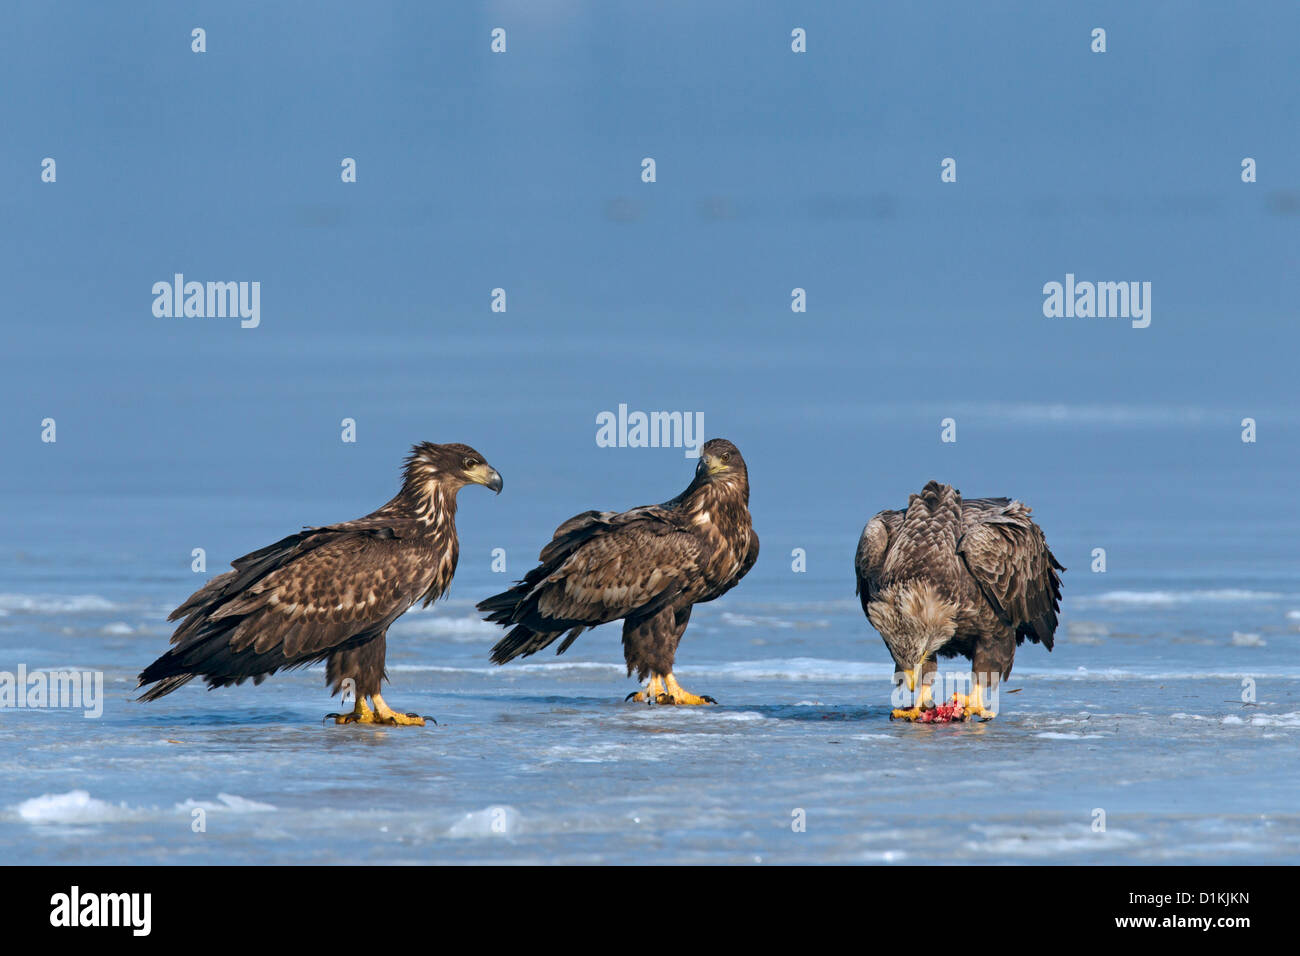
[[703, 695, 718, 704], [424, 716, 438, 725], [324, 713, 340, 721], [624, 691, 638, 702]]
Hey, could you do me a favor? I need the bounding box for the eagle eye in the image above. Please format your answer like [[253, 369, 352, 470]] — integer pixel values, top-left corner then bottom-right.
[[463, 457, 477, 469], [720, 452, 731, 464]]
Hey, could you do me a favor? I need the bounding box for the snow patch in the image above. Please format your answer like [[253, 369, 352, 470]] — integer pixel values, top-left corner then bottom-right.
[[16, 790, 134, 824]]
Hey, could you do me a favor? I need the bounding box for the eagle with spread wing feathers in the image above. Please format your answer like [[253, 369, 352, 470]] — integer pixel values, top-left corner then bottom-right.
[[855, 480, 1063, 720], [479, 438, 758, 705], [137, 442, 502, 725]]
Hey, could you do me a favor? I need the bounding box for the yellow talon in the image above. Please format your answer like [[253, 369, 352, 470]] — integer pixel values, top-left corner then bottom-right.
[[654, 672, 716, 706], [890, 670, 934, 720], [330, 697, 374, 724], [626, 676, 665, 703], [957, 684, 997, 721], [371, 693, 428, 726], [328, 694, 430, 726]]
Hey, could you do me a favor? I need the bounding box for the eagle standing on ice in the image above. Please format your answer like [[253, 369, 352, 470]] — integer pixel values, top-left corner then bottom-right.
[[855, 480, 1063, 720], [479, 438, 758, 705], [137, 442, 502, 725]]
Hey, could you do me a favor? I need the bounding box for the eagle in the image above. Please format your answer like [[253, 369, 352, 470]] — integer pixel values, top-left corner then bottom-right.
[[478, 438, 758, 705], [137, 442, 502, 725], [855, 480, 1063, 720]]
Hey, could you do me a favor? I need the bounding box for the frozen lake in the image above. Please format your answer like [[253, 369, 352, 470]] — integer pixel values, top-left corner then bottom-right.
[[4, 505, 1298, 864]]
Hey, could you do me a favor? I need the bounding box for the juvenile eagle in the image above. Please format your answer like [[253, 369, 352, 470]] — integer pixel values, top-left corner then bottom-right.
[[137, 442, 502, 725], [855, 480, 1063, 720], [479, 438, 758, 705]]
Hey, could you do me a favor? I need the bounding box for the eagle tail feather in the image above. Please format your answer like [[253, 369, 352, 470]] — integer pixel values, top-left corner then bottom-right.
[[489, 624, 567, 664], [135, 672, 196, 702]]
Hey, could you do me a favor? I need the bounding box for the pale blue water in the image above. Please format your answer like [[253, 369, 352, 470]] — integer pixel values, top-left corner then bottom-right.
[[2, 2, 1299, 864]]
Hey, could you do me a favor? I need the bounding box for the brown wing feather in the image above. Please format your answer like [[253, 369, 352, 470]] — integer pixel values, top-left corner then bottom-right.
[[854, 509, 903, 613], [482, 506, 708, 662], [222, 534, 426, 656], [525, 516, 700, 629], [139, 522, 437, 700], [956, 502, 1064, 647]]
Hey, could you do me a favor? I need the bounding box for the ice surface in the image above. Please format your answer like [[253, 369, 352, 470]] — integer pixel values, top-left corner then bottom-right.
[[3, 406, 1300, 864], [3, 563, 1299, 863]]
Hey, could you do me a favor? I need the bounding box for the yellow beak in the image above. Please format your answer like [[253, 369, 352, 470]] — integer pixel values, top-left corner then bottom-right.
[[467, 463, 504, 494], [696, 454, 726, 478]]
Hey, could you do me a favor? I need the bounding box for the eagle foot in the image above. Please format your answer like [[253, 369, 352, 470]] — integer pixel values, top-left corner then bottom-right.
[[654, 692, 717, 706], [371, 694, 431, 726], [890, 706, 926, 722], [656, 674, 716, 706], [327, 698, 375, 724], [955, 692, 996, 721], [326, 696, 433, 727], [374, 711, 431, 727], [626, 676, 665, 704]]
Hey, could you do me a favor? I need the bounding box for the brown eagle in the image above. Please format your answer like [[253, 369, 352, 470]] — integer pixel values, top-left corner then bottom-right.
[[478, 438, 758, 705], [137, 442, 502, 725], [855, 480, 1063, 720]]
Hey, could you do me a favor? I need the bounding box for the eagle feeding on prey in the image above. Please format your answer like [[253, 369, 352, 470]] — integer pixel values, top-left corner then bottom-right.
[[137, 442, 502, 725], [478, 438, 758, 705], [855, 480, 1063, 720]]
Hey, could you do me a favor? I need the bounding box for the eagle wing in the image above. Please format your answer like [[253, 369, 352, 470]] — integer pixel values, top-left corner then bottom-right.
[[956, 501, 1064, 647], [518, 506, 701, 624], [854, 509, 904, 614], [481, 505, 711, 661], [139, 521, 432, 699]]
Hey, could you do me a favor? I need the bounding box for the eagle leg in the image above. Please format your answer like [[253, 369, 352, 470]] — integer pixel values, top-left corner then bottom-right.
[[626, 675, 665, 704], [655, 672, 716, 706], [889, 677, 936, 721]]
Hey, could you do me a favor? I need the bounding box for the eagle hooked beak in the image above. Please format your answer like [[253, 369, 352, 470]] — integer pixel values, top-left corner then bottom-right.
[[697, 453, 726, 478], [468, 463, 504, 494]]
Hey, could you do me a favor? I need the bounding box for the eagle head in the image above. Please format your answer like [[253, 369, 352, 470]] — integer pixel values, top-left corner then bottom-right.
[[866, 581, 957, 692], [694, 438, 747, 483], [405, 442, 503, 495]]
